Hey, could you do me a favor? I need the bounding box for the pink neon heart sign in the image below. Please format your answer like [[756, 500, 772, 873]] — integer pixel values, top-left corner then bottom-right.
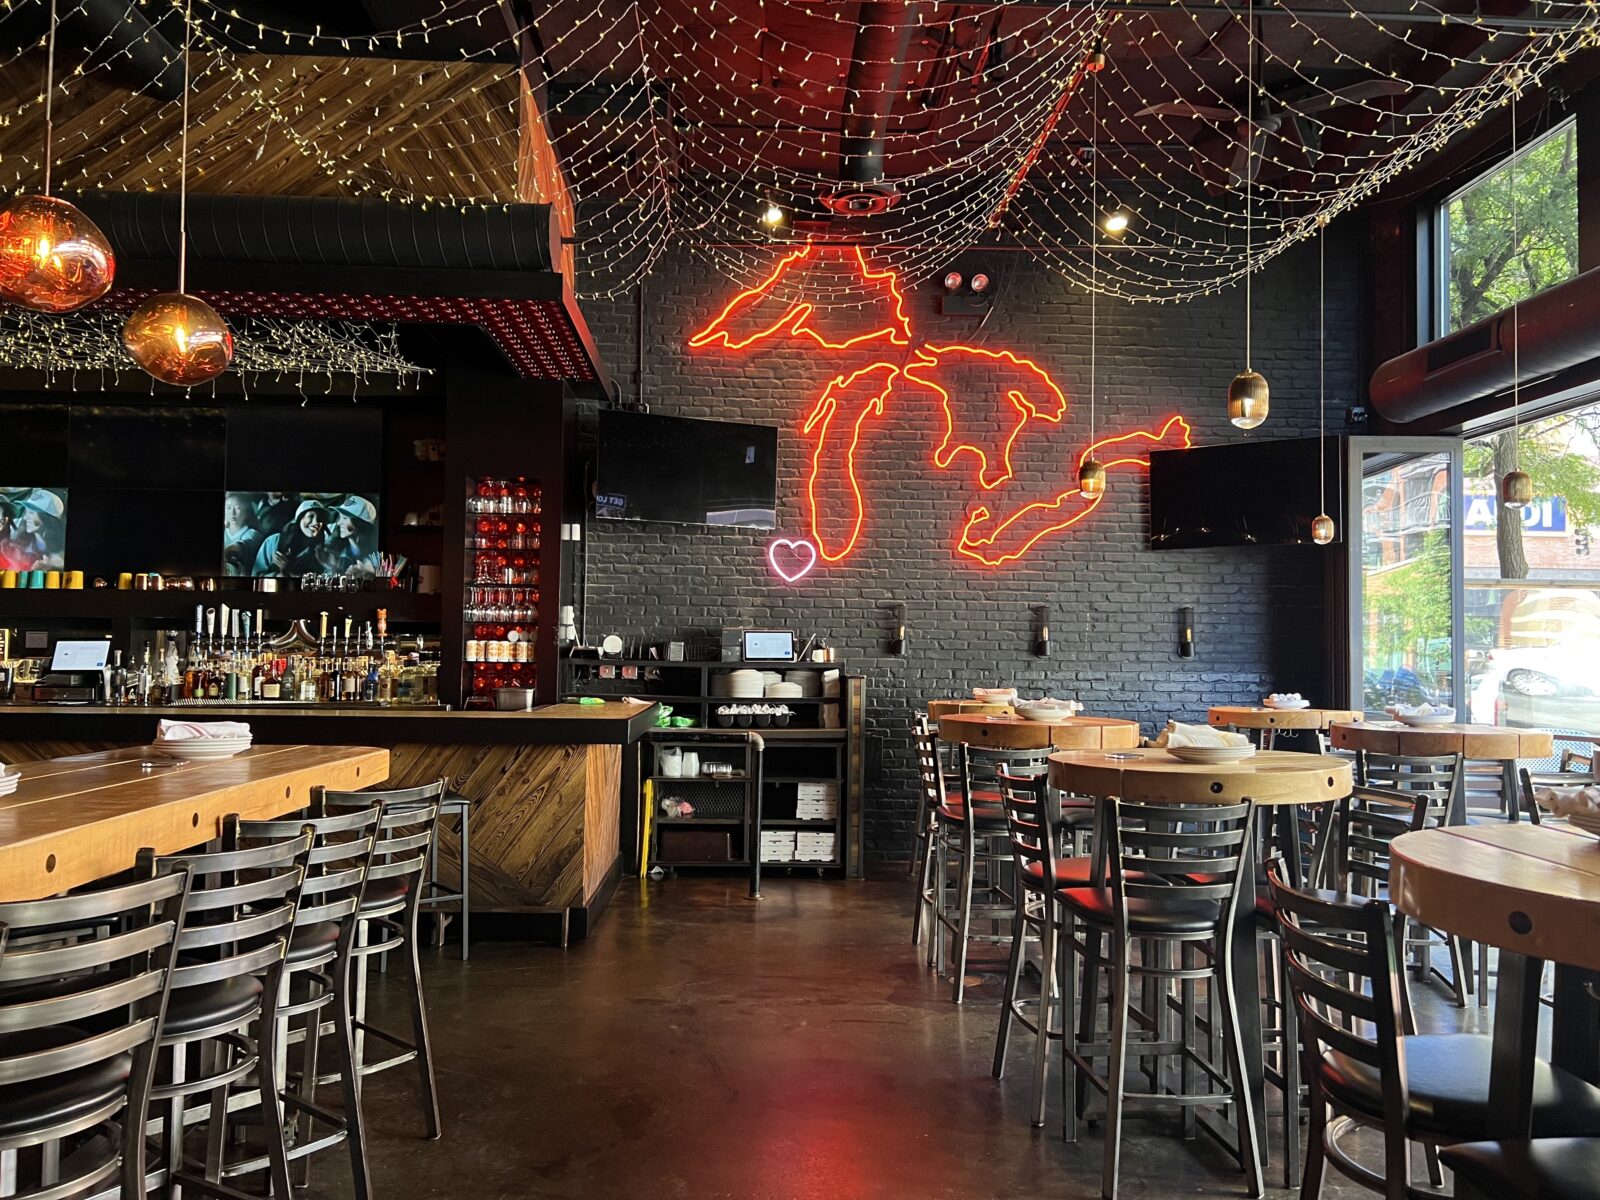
[[767, 537, 818, 583]]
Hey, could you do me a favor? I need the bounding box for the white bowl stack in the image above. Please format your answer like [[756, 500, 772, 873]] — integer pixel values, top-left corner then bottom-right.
[[0, 767, 19, 798], [784, 669, 822, 698]]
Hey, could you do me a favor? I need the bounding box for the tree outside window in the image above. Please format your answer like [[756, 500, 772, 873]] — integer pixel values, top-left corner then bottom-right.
[[1443, 118, 1578, 333]]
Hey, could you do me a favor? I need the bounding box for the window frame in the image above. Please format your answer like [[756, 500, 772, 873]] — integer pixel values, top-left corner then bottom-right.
[[1431, 114, 1579, 340]]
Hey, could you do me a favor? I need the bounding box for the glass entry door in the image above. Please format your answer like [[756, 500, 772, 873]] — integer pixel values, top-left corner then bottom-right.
[[1346, 438, 1465, 719]]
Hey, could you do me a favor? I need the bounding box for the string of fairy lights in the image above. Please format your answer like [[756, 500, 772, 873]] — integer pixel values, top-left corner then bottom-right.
[[0, 307, 428, 384], [0, 0, 1596, 307]]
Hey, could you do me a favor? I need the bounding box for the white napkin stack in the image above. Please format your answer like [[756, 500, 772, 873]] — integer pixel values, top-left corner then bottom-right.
[[1151, 720, 1251, 749], [1534, 785, 1600, 818], [156, 720, 253, 742]]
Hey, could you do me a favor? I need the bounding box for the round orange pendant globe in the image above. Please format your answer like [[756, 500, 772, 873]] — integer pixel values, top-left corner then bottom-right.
[[122, 293, 233, 386], [0, 194, 116, 313]]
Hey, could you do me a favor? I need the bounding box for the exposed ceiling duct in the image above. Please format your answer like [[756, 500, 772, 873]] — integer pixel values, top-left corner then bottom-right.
[[825, 2, 916, 215], [1369, 266, 1600, 426]]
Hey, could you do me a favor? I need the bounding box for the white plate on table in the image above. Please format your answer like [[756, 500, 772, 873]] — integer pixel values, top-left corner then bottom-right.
[[152, 739, 252, 761], [0, 769, 18, 797], [1016, 705, 1077, 722], [1394, 712, 1455, 727], [1263, 698, 1310, 710], [972, 687, 1017, 702], [1166, 745, 1257, 764]]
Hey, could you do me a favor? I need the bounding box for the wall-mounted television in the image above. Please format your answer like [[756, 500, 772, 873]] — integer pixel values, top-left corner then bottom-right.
[[1149, 437, 1342, 549], [596, 410, 779, 529]]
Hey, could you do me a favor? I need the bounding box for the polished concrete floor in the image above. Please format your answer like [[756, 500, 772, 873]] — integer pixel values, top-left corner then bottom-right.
[[345, 878, 1488, 1200]]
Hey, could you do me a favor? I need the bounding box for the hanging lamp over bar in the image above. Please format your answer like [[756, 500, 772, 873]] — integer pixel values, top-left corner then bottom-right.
[[0, 0, 115, 314], [123, 0, 232, 387], [1228, 0, 1269, 431]]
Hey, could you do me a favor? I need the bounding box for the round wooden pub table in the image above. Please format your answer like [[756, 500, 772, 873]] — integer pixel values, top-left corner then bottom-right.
[[1208, 705, 1363, 751], [1048, 746, 1355, 1139], [926, 698, 1014, 721], [1391, 821, 1600, 1138], [938, 713, 1142, 751], [1330, 720, 1555, 822]]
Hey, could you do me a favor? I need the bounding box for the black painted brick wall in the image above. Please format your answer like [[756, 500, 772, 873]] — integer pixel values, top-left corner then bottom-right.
[[576, 230, 1360, 864]]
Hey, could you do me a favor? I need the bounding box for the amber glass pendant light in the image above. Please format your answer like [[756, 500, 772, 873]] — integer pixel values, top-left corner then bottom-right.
[[1228, 0, 1269, 430], [123, 0, 233, 387], [1311, 215, 1336, 544], [1499, 74, 1532, 510], [0, 0, 115, 313], [1078, 54, 1107, 499]]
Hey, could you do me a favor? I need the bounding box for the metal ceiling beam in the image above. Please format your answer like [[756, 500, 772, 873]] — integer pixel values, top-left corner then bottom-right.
[[1015, 0, 1592, 31]]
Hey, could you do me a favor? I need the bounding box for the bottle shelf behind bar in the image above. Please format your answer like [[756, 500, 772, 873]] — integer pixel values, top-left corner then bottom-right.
[[462, 475, 542, 704], [0, 588, 440, 623]]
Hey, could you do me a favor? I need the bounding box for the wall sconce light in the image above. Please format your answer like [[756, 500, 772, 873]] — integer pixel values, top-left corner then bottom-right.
[[884, 601, 908, 656], [1033, 604, 1051, 658], [1178, 605, 1196, 659]]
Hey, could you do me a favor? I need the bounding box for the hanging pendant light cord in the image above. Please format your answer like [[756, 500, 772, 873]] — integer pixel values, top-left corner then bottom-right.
[[42, 0, 57, 195], [1090, 59, 1098, 445], [178, 0, 193, 295], [1509, 77, 1520, 470], [1244, 0, 1254, 371], [1319, 224, 1326, 511]]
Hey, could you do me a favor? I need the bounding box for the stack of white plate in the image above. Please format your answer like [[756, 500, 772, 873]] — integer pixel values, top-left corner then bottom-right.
[[765, 681, 804, 700], [759, 671, 783, 691], [1166, 745, 1257, 764], [1394, 711, 1455, 727], [154, 735, 253, 761], [724, 669, 766, 699], [0, 768, 19, 798], [784, 670, 822, 697]]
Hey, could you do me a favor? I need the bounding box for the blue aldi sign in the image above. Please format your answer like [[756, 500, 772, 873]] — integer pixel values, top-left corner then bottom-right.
[[1464, 491, 1568, 533]]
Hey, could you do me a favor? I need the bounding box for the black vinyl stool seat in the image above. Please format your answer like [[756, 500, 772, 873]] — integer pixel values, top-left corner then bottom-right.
[[317, 780, 446, 1143], [0, 869, 190, 1200], [138, 820, 315, 1200], [1441, 1138, 1600, 1200], [1267, 864, 1600, 1200]]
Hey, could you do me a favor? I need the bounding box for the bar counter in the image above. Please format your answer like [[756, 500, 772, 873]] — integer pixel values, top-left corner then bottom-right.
[[0, 699, 658, 938]]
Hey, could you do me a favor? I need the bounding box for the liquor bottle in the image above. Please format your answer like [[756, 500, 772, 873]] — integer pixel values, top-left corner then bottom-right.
[[261, 657, 282, 701], [108, 651, 126, 707], [362, 659, 378, 703]]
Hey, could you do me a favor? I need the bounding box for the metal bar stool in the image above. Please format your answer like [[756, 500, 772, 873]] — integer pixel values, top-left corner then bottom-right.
[[232, 803, 382, 1200], [419, 789, 471, 960], [317, 780, 446, 1142], [934, 744, 1047, 1003], [1061, 797, 1264, 1200], [0, 870, 190, 1200], [991, 768, 1101, 1126], [136, 822, 313, 1200]]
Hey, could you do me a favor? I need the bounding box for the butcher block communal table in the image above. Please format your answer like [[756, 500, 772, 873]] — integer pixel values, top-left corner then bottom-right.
[[0, 743, 388, 902], [1208, 706, 1363, 750], [1391, 821, 1600, 1138], [1330, 720, 1555, 821], [1048, 747, 1355, 1139], [938, 713, 1141, 751]]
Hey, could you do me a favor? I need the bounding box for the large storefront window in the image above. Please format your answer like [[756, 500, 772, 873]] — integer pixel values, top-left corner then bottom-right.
[[1361, 453, 1455, 714], [1464, 403, 1600, 747]]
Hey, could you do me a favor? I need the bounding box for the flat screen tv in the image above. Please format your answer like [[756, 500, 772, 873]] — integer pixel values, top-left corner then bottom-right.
[[1149, 437, 1342, 549], [596, 410, 779, 529]]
